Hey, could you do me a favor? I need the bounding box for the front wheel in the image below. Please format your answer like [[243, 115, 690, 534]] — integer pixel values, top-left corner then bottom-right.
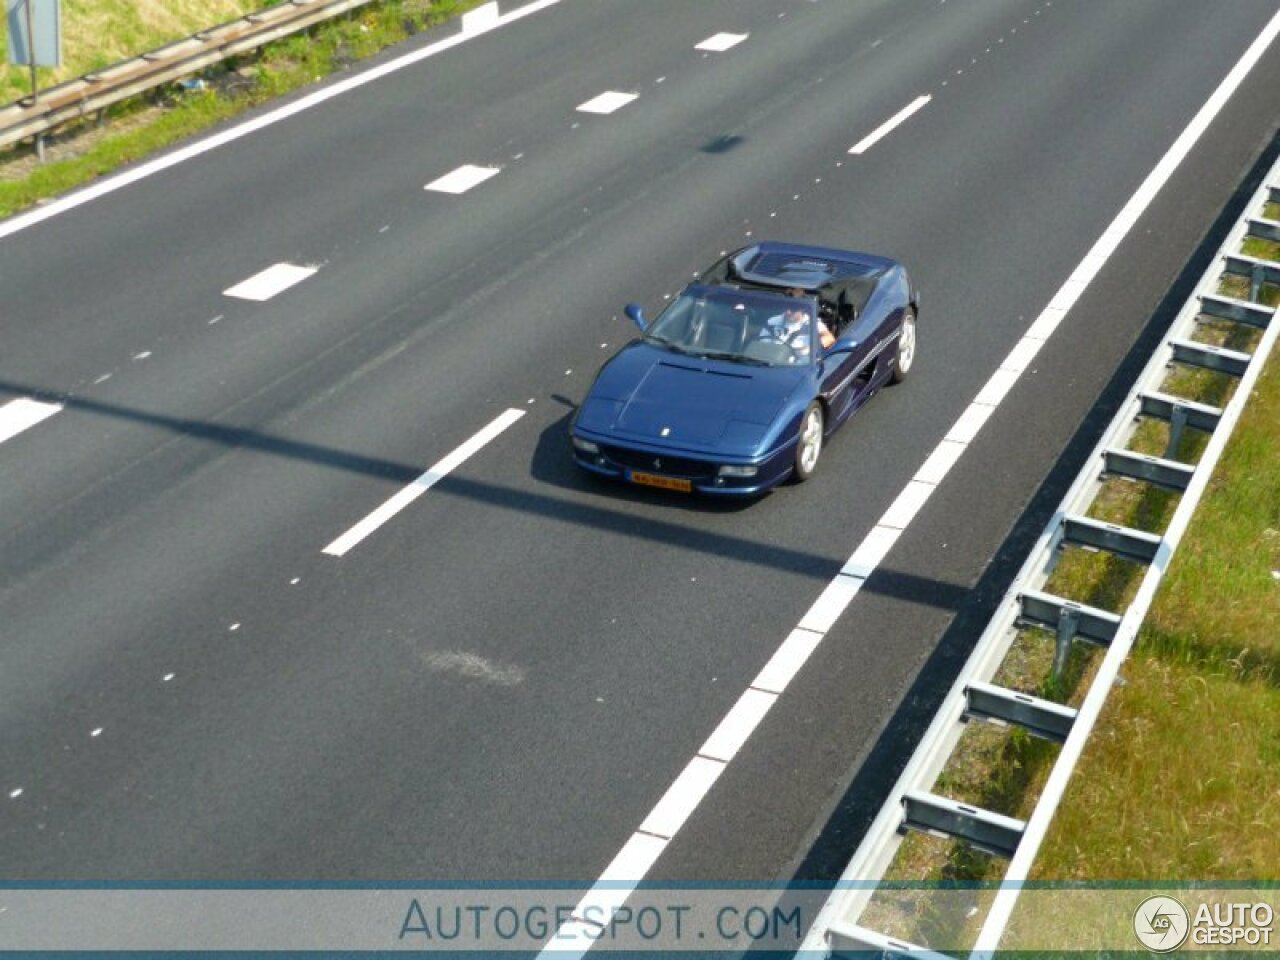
[[793, 402, 824, 482], [890, 308, 917, 384]]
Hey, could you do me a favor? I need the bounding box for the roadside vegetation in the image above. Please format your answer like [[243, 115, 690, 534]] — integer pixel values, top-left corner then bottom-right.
[[0, 0, 483, 218], [0, 0, 266, 104], [859, 199, 1280, 951], [1025, 284, 1280, 877]]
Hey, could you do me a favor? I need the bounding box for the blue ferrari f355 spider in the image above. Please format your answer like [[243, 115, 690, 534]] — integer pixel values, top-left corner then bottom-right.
[[570, 241, 919, 495]]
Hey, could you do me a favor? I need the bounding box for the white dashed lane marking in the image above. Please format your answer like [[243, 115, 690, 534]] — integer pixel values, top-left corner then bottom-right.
[[323, 408, 525, 557], [695, 32, 748, 52], [424, 164, 501, 194], [223, 263, 317, 301], [848, 94, 932, 154], [0, 397, 63, 446], [576, 91, 639, 114]]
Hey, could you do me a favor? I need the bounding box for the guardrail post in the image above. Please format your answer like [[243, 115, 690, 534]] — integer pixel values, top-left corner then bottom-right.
[[1052, 605, 1080, 681], [1164, 403, 1189, 460]]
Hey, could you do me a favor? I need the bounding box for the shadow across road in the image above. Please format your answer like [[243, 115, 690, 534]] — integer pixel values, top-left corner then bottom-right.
[[0, 379, 974, 617]]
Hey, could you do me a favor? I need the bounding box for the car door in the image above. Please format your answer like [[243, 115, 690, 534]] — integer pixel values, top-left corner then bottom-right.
[[818, 325, 875, 427]]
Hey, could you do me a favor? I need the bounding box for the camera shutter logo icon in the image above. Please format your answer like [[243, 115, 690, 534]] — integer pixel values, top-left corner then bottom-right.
[[1134, 895, 1190, 952]]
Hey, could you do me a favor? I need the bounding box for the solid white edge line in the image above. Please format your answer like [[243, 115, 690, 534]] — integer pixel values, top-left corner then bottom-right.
[[540, 7, 1280, 953], [460, 1, 499, 34], [637, 756, 725, 839], [699, 687, 778, 763], [1024, 306, 1068, 341], [879, 479, 935, 530], [753, 628, 825, 695], [563, 831, 670, 949], [0, 0, 564, 242], [1000, 335, 1045, 373], [0, 397, 63, 445], [849, 94, 932, 154], [973, 366, 1022, 408], [840, 524, 901, 579], [322, 408, 524, 557], [797, 573, 865, 634], [913, 439, 967, 487], [945, 402, 995, 444]]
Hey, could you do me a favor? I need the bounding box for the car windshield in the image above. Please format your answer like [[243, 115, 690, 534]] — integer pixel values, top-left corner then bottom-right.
[[643, 286, 817, 367]]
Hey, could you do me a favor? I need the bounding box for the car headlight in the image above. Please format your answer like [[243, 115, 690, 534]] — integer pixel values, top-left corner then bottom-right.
[[572, 436, 599, 454], [718, 464, 758, 478]]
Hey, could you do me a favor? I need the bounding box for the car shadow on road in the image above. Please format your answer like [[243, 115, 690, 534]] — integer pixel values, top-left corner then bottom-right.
[[525, 399, 759, 516], [0, 382, 977, 601]]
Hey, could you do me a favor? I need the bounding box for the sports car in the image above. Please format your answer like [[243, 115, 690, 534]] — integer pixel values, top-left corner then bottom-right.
[[570, 242, 919, 496]]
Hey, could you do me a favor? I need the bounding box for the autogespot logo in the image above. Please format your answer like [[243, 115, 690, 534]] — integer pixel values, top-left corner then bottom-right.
[[1134, 895, 1191, 952]]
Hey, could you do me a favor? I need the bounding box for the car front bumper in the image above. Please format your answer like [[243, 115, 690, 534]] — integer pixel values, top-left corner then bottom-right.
[[570, 430, 795, 496]]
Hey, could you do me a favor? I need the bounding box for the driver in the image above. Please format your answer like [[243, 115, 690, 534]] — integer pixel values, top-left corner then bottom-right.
[[760, 289, 834, 361]]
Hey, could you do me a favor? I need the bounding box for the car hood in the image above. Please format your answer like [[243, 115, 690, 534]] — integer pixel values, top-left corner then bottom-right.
[[579, 343, 808, 450]]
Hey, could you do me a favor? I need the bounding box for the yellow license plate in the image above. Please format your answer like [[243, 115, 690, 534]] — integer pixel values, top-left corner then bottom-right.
[[629, 471, 692, 493]]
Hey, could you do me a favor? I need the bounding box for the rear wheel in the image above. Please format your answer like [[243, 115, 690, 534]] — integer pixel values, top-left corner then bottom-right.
[[890, 308, 917, 384], [793, 403, 824, 482]]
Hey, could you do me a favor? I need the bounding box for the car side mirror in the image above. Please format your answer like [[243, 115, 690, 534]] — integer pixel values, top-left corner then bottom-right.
[[625, 303, 647, 331], [826, 337, 858, 356]]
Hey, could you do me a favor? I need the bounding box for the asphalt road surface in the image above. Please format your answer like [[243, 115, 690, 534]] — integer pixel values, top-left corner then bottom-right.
[[2, 0, 1278, 915]]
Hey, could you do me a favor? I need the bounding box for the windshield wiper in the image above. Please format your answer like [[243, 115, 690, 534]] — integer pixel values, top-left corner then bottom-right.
[[699, 350, 770, 366], [644, 334, 695, 355]]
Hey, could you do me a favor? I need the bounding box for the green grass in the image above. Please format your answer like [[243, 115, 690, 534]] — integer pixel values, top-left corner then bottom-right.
[[1243, 235, 1280, 262], [0, 0, 268, 105], [861, 220, 1280, 953], [0, 0, 482, 218], [0, 92, 241, 212], [1002, 291, 1280, 948]]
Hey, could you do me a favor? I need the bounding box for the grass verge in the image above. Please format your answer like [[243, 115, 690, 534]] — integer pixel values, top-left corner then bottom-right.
[[1026, 296, 1280, 881], [0, 0, 483, 219], [0, 0, 267, 105], [999, 333, 1280, 951], [857, 217, 1279, 951]]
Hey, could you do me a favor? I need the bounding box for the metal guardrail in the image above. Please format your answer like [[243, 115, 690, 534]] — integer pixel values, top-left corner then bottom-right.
[[798, 152, 1280, 957], [0, 0, 383, 152]]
